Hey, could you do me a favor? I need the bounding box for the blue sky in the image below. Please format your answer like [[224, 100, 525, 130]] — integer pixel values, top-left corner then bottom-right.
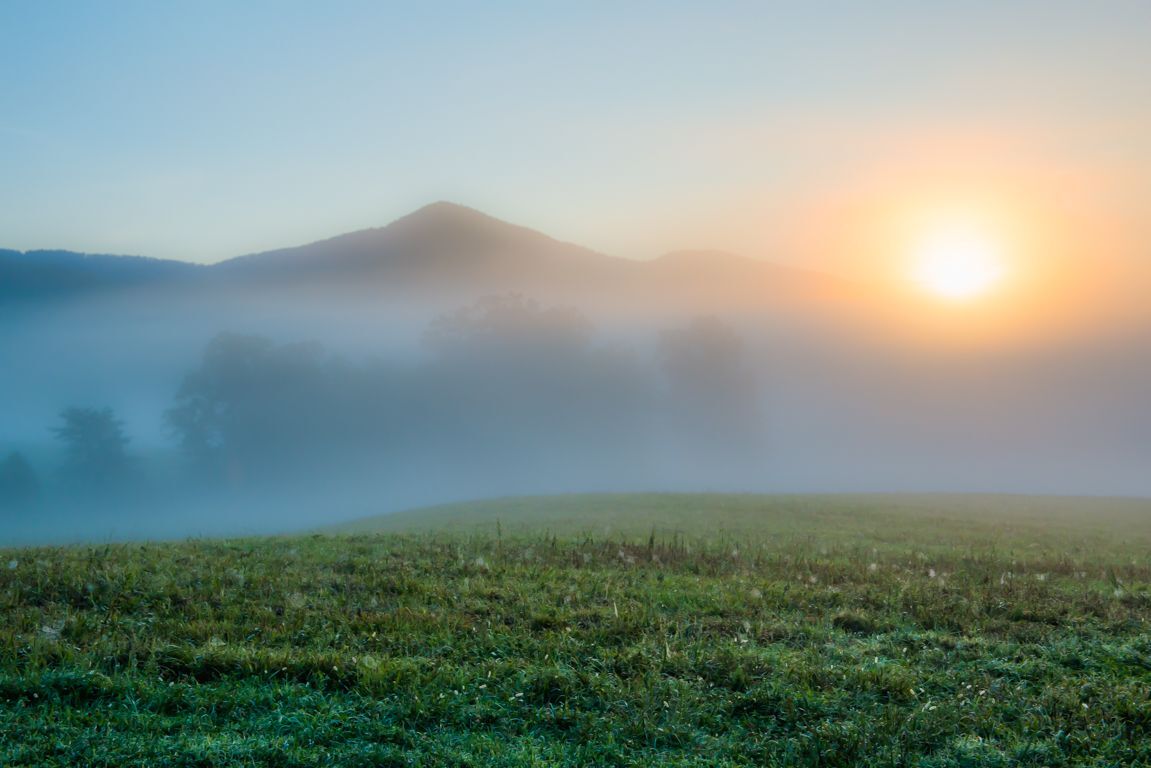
[[2, 1, 1149, 266]]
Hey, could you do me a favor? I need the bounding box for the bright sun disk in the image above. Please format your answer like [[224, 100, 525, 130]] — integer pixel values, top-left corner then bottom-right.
[[912, 227, 1006, 301]]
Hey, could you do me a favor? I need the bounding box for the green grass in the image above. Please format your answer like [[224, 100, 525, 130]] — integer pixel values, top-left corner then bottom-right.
[[3, 493, 1151, 766]]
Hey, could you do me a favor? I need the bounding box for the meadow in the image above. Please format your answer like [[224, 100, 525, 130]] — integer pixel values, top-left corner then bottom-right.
[[2, 494, 1150, 766]]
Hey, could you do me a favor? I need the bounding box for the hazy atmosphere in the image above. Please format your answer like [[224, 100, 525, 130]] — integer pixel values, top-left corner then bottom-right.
[[4, 193, 1148, 543], [2, 3, 1150, 543], [2, 5, 1150, 765]]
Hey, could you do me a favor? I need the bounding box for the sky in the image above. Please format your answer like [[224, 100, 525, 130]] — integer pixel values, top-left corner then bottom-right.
[[2, 1, 1150, 274]]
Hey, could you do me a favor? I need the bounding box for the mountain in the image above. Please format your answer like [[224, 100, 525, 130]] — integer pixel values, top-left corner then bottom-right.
[[216, 202, 634, 293], [0, 202, 854, 311], [0, 248, 200, 302]]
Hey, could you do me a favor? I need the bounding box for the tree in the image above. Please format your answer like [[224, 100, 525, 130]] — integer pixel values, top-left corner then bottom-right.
[[166, 334, 276, 464], [53, 407, 130, 487], [418, 294, 655, 480], [0, 452, 39, 507], [166, 333, 340, 483]]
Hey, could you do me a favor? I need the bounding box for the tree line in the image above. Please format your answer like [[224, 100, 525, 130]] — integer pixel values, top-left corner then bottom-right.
[[1, 295, 764, 510]]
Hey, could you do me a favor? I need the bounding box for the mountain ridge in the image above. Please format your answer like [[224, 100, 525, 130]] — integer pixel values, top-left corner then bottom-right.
[[0, 202, 855, 309]]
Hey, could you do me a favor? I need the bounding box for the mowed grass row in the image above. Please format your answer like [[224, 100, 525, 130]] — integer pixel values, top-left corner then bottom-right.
[[2, 494, 1150, 766]]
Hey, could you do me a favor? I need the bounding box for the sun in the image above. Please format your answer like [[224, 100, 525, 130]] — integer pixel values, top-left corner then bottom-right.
[[912, 226, 1006, 301]]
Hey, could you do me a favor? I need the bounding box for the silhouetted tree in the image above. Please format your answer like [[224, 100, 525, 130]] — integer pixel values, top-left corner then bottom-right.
[[162, 299, 769, 498], [53, 407, 130, 488], [166, 333, 341, 483], [419, 294, 653, 478], [0, 452, 39, 507], [167, 334, 275, 465], [421, 295, 597, 434]]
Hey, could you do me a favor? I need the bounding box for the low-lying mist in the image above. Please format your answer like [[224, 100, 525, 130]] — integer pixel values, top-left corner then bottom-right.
[[2, 283, 1149, 545]]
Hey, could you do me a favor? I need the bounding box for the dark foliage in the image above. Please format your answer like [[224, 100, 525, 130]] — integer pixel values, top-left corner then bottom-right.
[[165, 296, 766, 493], [53, 407, 130, 489]]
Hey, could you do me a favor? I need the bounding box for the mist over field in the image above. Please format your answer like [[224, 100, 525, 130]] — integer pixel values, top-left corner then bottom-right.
[[8, 5, 1151, 765], [2, 203, 1148, 545]]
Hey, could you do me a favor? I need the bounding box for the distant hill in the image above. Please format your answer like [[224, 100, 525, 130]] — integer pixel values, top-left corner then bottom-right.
[[213, 202, 641, 302], [217, 202, 857, 309], [0, 202, 855, 311], [0, 248, 200, 302]]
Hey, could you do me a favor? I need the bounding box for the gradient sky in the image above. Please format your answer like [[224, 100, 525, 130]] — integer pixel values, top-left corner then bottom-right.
[[3, 1, 1150, 270]]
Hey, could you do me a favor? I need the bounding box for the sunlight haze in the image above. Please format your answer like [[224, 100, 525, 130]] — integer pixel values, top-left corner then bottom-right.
[[2, 1, 1149, 290], [4, 5, 1151, 763]]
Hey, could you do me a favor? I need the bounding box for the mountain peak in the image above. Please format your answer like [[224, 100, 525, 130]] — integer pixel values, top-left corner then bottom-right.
[[379, 201, 564, 255], [389, 201, 498, 228]]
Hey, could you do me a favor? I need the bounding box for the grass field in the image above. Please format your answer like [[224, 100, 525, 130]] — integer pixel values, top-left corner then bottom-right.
[[2, 494, 1151, 766]]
